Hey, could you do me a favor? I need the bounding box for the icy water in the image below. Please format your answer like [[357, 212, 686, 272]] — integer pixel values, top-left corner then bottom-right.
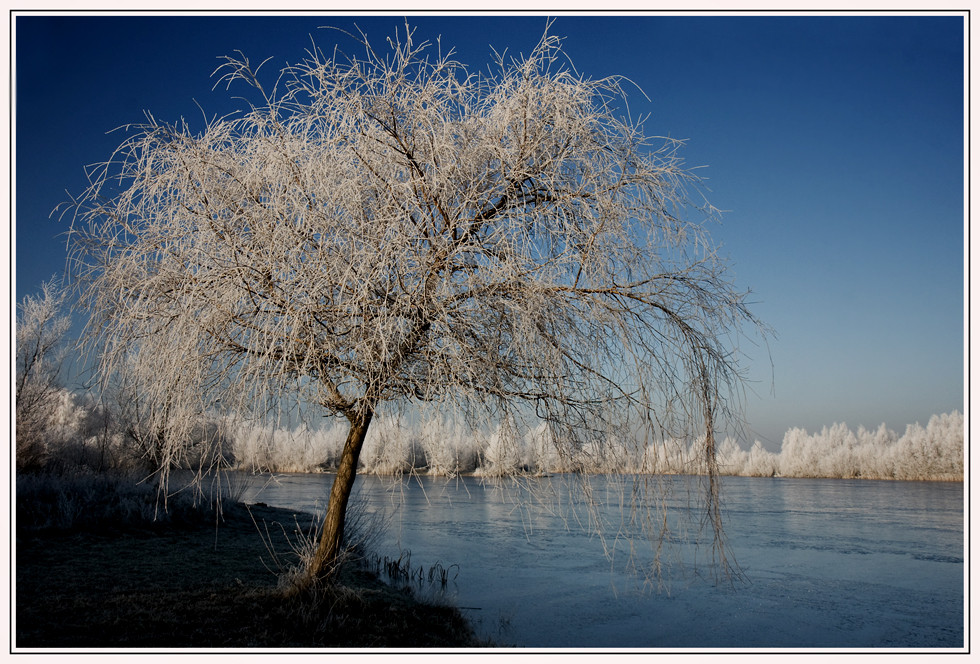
[[240, 473, 964, 649]]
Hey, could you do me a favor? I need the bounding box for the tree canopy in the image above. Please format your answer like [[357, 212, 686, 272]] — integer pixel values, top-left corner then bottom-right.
[[66, 23, 764, 582]]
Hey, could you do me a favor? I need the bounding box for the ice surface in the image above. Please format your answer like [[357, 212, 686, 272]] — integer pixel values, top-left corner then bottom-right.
[[243, 474, 964, 649]]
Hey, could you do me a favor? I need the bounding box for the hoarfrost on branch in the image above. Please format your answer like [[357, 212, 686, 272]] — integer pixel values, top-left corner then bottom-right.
[[66, 23, 764, 580]]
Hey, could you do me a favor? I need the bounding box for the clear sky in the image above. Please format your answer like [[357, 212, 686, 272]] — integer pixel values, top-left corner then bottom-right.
[[12, 11, 966, 448]]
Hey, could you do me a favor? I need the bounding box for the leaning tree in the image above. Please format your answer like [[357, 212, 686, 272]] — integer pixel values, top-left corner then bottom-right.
[[66, 23, 763, 584]]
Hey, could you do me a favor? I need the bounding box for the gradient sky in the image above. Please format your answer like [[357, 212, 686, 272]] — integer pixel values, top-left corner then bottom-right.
[[12, 12, 966, 448]]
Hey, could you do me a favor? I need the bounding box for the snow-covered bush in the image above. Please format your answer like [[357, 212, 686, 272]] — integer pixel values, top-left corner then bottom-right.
[[359, 415, 428, 476], [16, 280, 73, 470], [766, 412, 962, 481], [418, 417, 480, 476], [475, 419, 527, 477], [887, 412, 964, 481], [743, 441, 778, 477], [716, 437, 749, 476], [640, 438, 697, 475]]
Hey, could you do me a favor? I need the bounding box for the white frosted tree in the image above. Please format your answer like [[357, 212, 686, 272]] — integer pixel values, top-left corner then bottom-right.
[[419, 417, 480, 476], [16, 279, 73, 469], [716, 437, 748, 476], [776, 426, 819, 478], [892, 412, 964, 481], [65, 23, 762, 583], [744, 440, 778, 477]]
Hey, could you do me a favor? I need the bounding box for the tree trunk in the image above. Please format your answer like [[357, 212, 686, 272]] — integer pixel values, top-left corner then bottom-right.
[[306, 405, 374, 584]]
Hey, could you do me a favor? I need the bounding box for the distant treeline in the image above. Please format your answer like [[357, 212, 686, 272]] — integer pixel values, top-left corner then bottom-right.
[[28, 390, 963, 482], [226, 410, 964, 482], [714, 412, 963, 481]]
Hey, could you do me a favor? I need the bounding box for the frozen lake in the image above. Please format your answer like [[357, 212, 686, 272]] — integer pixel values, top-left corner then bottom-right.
[[241, 473, 964, 650]]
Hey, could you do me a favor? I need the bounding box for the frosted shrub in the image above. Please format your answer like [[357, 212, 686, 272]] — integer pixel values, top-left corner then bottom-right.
[[228, 418, 344, 473], [716, 437, 748, 476], [47, 390, 88, 440], [419, 417, 481, 476], [851, 423, 898, 479], [640, 438, 696, 474], [472, 417, 573, 476], [772, 422, 863, 479], [33, 389, 92, 464], [477, 421, 527, 477], [229, 422, 278, 472], [749, 412, 963, 481], [819, 422, 860, 479], [49, 391, 112, 468], [16, 280, 73, 470], [569, 432, 642, 474], [14, 386, 135, 473], [359, 415, 427, 476], [889, 411, 964, 481], [927, 411, 965, 479], [524, 422, 562, 474], [776, 427, 821, 478], [305, 424, 349, 471], [743, 441, 778, 477]]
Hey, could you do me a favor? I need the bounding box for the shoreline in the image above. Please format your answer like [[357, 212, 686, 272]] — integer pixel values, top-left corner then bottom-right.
[[241, 467, 965, 483], [15, 500, 485, 650]]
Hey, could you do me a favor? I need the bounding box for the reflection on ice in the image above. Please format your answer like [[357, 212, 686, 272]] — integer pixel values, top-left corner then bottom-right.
[[243, 474, 963, 649]]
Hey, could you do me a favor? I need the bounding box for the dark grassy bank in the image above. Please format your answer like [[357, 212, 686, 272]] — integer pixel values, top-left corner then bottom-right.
[[15, 472, 484, 649]]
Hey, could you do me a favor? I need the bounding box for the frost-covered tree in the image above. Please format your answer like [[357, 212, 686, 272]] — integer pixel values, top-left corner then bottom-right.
[[16, 279, 73, 469], [744, 440, 778, 477], [65, 23, 762, 583]]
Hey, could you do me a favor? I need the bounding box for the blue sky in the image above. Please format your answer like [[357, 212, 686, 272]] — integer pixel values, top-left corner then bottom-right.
[[12, 12, 965, 448]]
